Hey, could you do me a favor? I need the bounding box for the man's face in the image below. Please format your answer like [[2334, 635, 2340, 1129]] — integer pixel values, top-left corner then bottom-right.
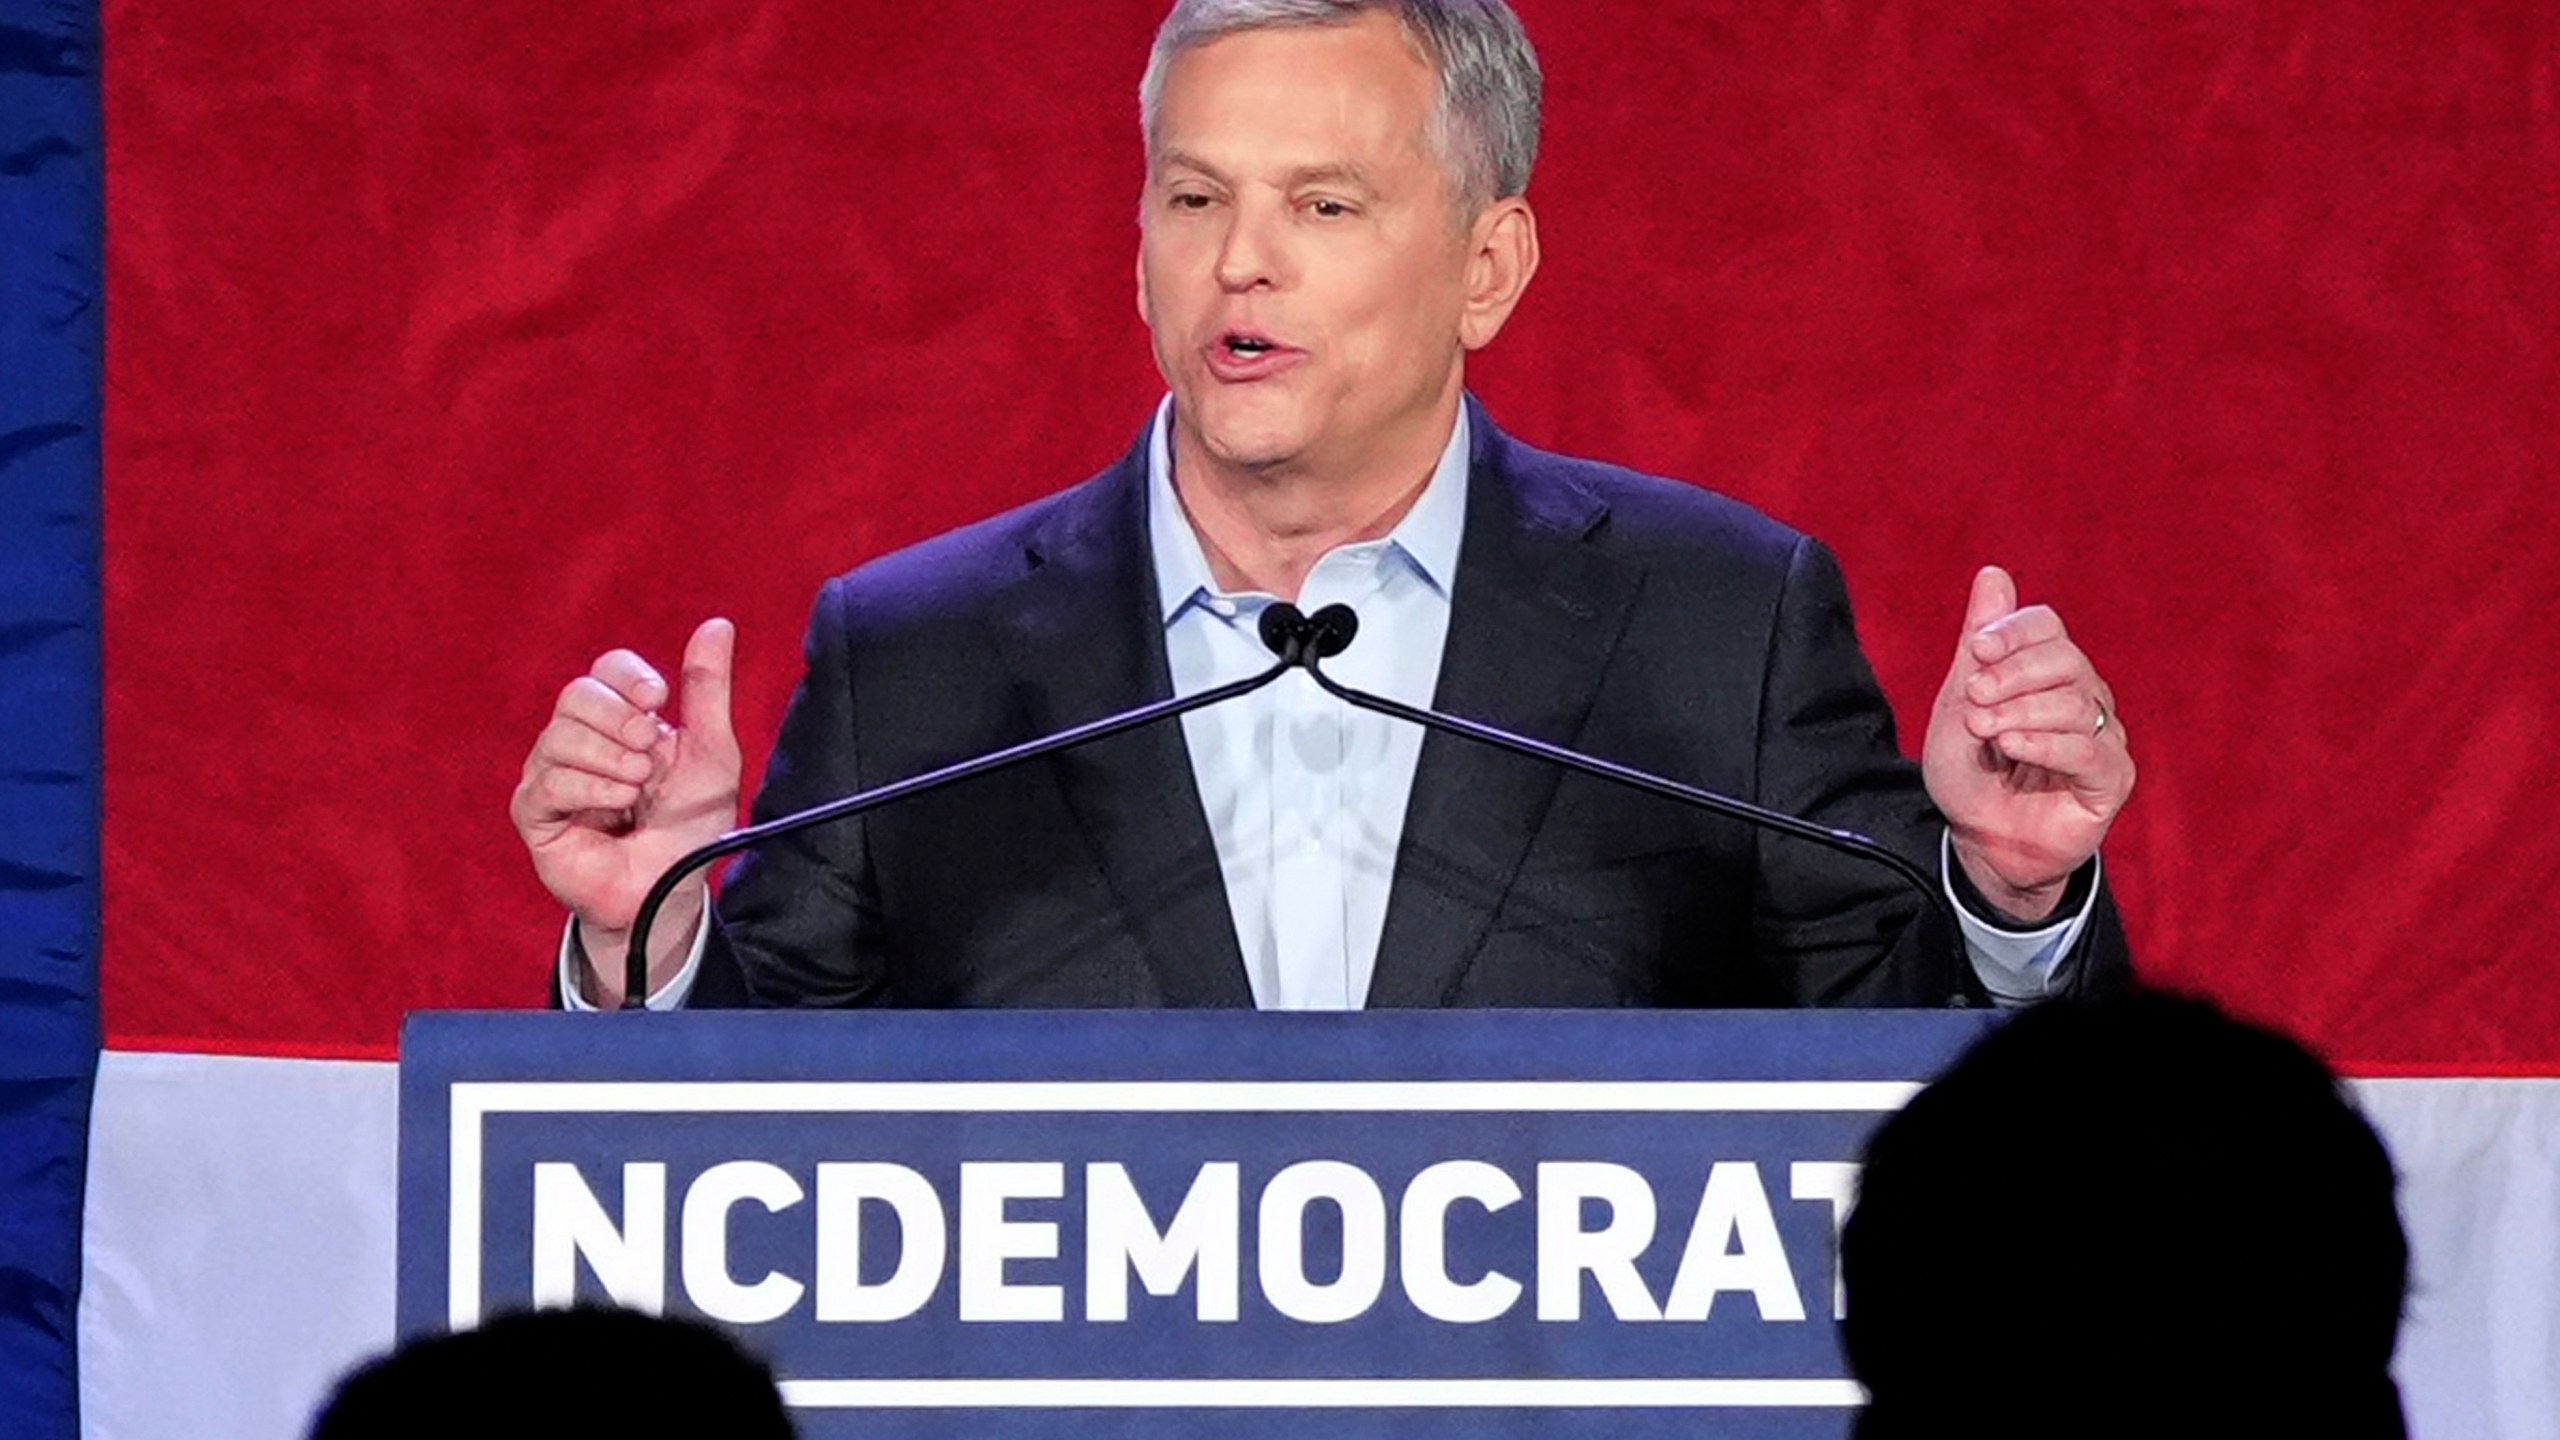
[[1139, 13, 1479, 479]]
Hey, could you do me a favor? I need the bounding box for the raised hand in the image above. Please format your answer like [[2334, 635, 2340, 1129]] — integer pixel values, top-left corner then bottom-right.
[[509, 617, 741, 1003], [1922, 567, 2135, 921]]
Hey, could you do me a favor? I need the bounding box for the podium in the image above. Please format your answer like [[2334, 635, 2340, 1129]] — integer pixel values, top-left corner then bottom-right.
[[400, 1009, 1989, 1439]]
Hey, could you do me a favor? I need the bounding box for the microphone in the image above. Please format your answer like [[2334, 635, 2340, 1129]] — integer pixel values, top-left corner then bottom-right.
[[1255, 600, 1357, 664], [614, 650, 1298, 1010], [1257, 602, 1971, 999]]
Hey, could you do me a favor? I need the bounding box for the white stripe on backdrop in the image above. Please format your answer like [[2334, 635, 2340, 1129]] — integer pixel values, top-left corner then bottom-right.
[[75, 1052, 2560, 1440], [78, 1054, 396, 1440]]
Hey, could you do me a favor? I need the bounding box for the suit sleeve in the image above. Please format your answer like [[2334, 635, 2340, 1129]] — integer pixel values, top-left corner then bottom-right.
[[689, 576, 895, 1007], [1747, 536, 2131, 1005]]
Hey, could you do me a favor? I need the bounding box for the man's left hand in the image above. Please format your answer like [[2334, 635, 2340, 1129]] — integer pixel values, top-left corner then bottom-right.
[[1923, 565, 2136, 922]]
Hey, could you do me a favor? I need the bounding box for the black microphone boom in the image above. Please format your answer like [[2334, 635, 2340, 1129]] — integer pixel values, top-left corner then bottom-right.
[[614, 653, 1297, 1010], [1271, 602, 1971, 998], [618, 600, 1969, 1008]]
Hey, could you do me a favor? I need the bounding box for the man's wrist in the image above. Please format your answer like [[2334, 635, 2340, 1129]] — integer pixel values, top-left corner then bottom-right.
[[1947, 834, 2084, 928], [572, 889, 705, 1006], [561, 895, 712, 1012]]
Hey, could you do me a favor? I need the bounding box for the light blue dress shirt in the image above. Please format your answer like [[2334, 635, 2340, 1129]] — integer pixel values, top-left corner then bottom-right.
[[1148, 400, 1472, 1009], [578, 399, 2088, 1009]]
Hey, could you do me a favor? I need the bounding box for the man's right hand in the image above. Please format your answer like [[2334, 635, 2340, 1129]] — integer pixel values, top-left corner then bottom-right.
[[510, 617, 742, 1006]]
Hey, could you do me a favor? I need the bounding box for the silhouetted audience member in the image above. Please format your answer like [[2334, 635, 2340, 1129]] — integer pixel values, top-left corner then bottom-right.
[[308, 1304, 795, 1439], [1841, 989, 2409, 1439]]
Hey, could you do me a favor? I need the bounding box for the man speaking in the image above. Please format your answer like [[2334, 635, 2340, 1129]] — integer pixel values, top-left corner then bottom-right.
[[511, 0, 2136, 1011]]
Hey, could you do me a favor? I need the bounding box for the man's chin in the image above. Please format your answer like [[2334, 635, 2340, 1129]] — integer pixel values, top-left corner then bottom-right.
[[1205, 436, 1304, 472], [1186, 401, 1311, 474]]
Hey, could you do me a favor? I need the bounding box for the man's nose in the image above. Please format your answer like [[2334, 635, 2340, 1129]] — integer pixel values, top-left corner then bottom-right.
[[1212, 196, 1287, 292]]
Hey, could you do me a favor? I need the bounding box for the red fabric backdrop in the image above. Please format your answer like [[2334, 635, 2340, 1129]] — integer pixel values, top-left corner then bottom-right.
[[102, 0, 2560, 1066]]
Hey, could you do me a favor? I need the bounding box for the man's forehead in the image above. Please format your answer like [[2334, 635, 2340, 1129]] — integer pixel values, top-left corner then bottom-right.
[[1146, 20, 1440, 181]]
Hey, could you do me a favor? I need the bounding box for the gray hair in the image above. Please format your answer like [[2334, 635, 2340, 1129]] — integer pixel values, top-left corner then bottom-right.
[[1138, 0, 1543, 209]]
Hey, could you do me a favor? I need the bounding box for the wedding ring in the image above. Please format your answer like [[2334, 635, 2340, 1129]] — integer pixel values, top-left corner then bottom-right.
[[2092, 703, 2111, 737]]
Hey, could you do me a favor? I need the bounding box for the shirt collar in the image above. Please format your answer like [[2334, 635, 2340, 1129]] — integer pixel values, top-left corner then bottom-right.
[[1146, 395, 1471, 623]]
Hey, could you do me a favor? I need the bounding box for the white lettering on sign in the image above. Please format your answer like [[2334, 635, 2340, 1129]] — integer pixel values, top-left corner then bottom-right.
[[531, 1160, 665, 1312], [1663, 1162, 1802, 1322], [521, 1156, 1852, 1329], [1789, 1160, 1859, 1320], [682, 1160, 805, 1324], [1535, 1162, 1663, 1322], [815, 1162, 946, 1322], [959, 1162, 1066, 1322], [1258, 1161, 1389, 1323], [1400, 1160, 1524, 1323], [1085, 1161, 1240, 1322]]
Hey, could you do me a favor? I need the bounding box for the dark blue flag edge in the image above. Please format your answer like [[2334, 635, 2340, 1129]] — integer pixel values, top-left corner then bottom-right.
[[0, 0, 104, 1434]]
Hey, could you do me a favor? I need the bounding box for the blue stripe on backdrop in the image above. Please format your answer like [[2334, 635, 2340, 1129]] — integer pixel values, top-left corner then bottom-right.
[[0, 0, 103, 1437]]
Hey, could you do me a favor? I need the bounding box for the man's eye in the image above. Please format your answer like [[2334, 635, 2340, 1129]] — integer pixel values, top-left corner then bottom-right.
[[1168, 192, 1214, 211], [1309, 198, 1354, 219]]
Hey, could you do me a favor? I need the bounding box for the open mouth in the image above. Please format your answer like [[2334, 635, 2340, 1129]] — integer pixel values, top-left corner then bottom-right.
[[1205, 329, 1300, 381]]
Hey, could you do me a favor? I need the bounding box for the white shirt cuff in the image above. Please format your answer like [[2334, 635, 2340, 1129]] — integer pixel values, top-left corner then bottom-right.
[[1942, 833, 2096, 1007], [557, 910, 711, 1012]]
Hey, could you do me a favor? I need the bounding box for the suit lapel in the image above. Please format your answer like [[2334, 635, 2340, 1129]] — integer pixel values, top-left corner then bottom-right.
[[988, 443, 1256, 1006], [1366, 413, 1645, 1006]]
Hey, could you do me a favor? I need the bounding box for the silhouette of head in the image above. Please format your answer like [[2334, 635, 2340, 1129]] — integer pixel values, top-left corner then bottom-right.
[[1840, 990, 2409, 1439], [308, 1305, 796, 1440]]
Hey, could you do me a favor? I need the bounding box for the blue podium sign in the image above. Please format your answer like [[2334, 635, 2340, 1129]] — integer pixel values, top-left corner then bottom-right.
[[400, 1010, 1989, 1439]]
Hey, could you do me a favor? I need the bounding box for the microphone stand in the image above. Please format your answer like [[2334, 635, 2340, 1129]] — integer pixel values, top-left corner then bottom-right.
[[615, 600, 1976, 1008], [616, 657, 1295, 1009]]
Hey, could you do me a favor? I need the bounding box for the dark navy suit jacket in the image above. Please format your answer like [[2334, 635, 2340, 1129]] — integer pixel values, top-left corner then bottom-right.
[[688, 404, 2128, 1008]]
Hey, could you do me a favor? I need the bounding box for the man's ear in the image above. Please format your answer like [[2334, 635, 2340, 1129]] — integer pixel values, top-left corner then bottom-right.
[[1135, 240, 1153, 328], [1456, 197, 1540, 352]]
